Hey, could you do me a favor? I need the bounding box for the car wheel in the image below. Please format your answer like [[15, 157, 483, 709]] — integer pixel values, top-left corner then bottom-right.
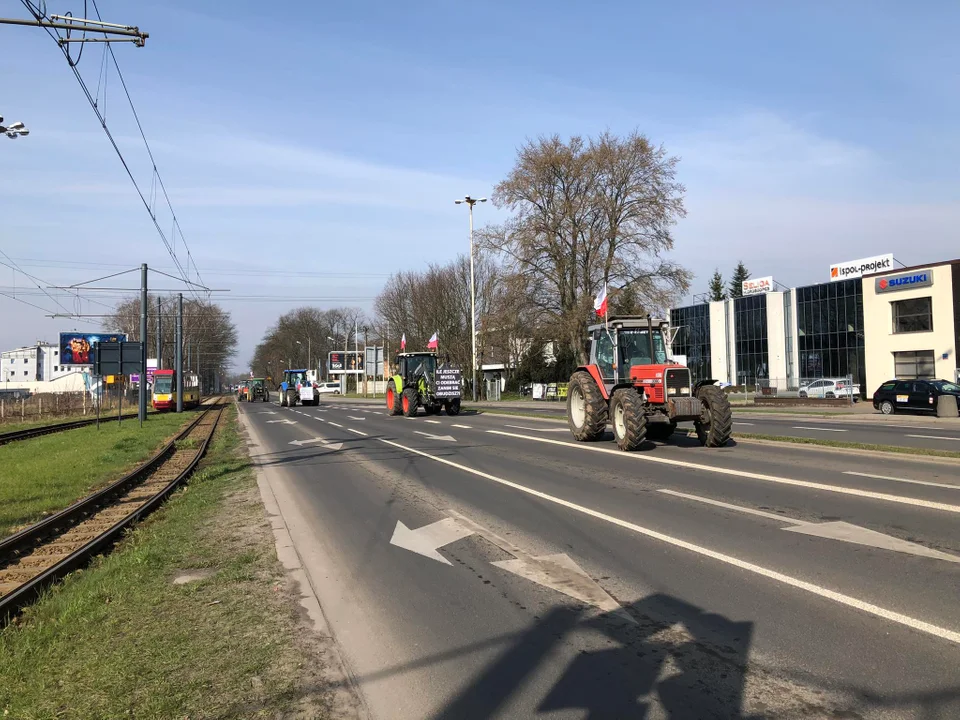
[[798, 391, 807, 398], [825, 392, 835, 399], [879, 400, 895, 415]]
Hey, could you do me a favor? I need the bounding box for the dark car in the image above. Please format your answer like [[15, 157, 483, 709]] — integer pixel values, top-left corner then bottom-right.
[[872, 379, 960, 415]]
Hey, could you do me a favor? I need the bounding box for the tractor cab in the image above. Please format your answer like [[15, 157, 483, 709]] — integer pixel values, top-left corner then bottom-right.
[[396, 352, 438, 386], [589, 316, 673, 387]]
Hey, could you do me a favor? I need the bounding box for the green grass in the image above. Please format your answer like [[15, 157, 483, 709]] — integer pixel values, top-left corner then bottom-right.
[[725, 431, 960, 459], [0, 406, 332, 719], [0, 412, 195, 537]]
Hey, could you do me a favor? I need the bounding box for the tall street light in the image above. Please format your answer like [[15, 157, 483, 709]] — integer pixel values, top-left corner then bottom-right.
[[0, 116, 30, 139], [455, 195, 486, 402]]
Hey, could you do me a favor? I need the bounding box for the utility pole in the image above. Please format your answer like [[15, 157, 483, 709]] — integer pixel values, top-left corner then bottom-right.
[[139, 263, 147, 424], [175, 293, 183, 413], [363, 326, 369, 397], [156, 296, 162, 369], [455, 196, 487, 402]]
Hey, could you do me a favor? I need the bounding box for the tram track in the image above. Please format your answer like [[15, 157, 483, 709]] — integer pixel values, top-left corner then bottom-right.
[[0, 399, 226, 624]]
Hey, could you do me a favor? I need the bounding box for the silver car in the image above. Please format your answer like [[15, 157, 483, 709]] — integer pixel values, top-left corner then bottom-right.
[[798, 378, 860, 400]]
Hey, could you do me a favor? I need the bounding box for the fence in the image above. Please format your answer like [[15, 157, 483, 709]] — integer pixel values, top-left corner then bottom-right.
[[0, 390, 135, 426], [753, 376, 860, 403]]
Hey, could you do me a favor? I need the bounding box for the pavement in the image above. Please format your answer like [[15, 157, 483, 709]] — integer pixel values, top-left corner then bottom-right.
[[240, 396, 960, 719]]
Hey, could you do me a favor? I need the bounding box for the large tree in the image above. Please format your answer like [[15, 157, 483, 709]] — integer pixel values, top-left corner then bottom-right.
[[728, 261, 750, 299], [480, 130, 691, 363], [709, 269, 726, 301]]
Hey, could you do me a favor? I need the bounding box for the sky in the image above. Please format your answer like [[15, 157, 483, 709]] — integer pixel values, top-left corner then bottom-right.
[[3, 0, 959, 371]]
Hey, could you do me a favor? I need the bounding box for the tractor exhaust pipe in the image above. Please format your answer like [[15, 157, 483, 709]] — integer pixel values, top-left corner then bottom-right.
[[646, 314, 656, 363]]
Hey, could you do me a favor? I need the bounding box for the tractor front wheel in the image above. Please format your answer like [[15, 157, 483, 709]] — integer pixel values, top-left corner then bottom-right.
[[611, 389, 647, 451], [695, 385, 732, 447], [445, 399, 461, 416], [386, 385, 402, 415], [401, 387, 418, 417], [567, 371, 607, 441]]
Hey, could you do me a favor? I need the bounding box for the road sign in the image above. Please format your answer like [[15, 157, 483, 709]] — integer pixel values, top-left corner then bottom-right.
[[94, 341, 143, 376]]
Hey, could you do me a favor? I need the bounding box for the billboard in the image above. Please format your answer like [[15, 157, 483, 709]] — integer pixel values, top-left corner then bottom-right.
[[829, 253, 894, 282], [741, 276, 774, 296], [328, 351, 364, 374], [59, 332, 126, 366]]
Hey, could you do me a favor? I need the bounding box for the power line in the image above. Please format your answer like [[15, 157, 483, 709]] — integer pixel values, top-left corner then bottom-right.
[[4, 257, 390, 279]]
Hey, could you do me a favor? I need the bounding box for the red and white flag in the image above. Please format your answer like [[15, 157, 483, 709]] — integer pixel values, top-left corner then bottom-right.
[[427, 331, 438, 349], [594, 284, 608, 317], [400, 333, 406, 351]]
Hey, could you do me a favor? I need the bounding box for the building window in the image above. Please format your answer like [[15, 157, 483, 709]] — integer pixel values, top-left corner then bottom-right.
[[670, 304, 712, 383], [892, 297, 932, 334], [733, 295, 768, 386], [23, 371, 28, 376], [53, 365, 59, 372], [893, 350, 935, 379], [796, 278, 865, 386]]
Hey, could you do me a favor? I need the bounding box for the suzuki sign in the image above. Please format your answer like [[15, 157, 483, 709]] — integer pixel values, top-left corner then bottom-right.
[[741, 276, 774, 296], [829, 253, 894, 281], [875, 269, 933, 293]]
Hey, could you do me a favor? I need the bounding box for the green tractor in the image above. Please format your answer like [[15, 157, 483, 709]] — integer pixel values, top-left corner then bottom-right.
[[386, 352, 462, 417]]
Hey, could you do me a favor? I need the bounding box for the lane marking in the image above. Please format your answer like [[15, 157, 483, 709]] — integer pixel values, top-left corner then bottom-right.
[[734, 422, 754, 426], [451, 424, 473, 429], [413, 431, 457, 442], [906, 434, 960, 441], [328, 421, 343, 428], [373, 412, 384, 415], [485, 430, 960, 515], [348, 428, 368, 436], [378, 437, 960, 646], [424, 419, 441, 424], [505, 424, 570, 433], [658, 489, 799, 524], [843, 471, 960, 491], [348, 416, 365, 421], [792, 426, 848, 433]]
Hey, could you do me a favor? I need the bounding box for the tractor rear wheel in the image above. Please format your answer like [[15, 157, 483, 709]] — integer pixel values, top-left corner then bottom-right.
[[567, 371, 607, 441], [401, 387, 418, 417], [646, 421, 676, 442], [285, 390, 296, 408], [610, 389, 647, 451], [445, 399, 461, 416], [386, 385, 402, 415], [695, 385, 732, 447]]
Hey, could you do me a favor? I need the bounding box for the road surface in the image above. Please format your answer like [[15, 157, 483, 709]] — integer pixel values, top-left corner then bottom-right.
[[240, 397, 960, 719]]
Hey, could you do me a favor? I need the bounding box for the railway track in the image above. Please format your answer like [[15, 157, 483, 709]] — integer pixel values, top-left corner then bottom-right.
[[0, 413, 141, 446], [0, 399, 225, 623]]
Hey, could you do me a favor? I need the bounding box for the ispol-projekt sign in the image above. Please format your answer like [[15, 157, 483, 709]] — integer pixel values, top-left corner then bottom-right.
[[875, 269, 933, 293]]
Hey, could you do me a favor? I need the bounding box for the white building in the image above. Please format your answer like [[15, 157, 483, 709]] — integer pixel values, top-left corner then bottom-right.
[[1, 343, 88, 391]]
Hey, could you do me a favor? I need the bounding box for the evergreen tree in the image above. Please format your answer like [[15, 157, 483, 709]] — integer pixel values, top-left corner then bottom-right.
[[728, 261, 750, 299], [708, 269, 726, 301]]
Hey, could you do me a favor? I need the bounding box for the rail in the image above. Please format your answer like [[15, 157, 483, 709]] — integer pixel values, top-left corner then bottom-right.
[[0, 399, 225, 623]]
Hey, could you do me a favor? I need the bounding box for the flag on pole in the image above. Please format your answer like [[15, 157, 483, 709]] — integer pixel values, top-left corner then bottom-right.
[[594, 284, 608, 318], [427, 331, 438, 349], [400, 333, 406, 351]]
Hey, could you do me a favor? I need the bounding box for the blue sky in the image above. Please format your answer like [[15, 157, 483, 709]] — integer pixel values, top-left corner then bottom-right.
[[3, 0, 959, 369]]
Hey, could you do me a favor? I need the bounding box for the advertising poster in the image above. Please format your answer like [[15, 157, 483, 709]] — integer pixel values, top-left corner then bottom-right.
[[59, 332, 126, 365], [435, 365, 462, 399]]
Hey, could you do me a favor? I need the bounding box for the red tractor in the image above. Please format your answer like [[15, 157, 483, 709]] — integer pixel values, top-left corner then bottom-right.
[[567, 316, 732, 451]]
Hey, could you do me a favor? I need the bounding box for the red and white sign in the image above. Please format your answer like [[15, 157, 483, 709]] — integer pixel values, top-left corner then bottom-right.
[[741, 276, 774, 296]]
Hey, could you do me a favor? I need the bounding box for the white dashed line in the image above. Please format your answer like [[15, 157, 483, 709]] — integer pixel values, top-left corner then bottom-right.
[[451, 424, 472, 429], [906, 434, 960, 441], [348, 428, 368, 436], [328, 422, 343, 428], [734, 422, 755, 426], [843, 471, 960, 491], [424, 419, 441, 424], [348, 416, 365, 421], [792, 426, 847, 432], [373, 411, 384, 415]]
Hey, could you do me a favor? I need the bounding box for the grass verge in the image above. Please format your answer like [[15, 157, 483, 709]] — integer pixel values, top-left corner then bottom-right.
[[718, 431, 960, 460], [0, 412, 197, 538], [0, 405, 335, 720]]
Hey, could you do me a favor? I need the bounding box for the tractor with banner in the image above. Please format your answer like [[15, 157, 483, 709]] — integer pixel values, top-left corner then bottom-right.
[[280, 368, 319, 407], [567, 316, 732, 451], [386, 352, 462, 417]]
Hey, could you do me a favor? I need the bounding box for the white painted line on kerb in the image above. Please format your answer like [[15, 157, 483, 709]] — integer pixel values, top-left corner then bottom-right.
[[348, 428, 368, 436], [844, 471, 960, 491], [424, 419, 441, 424], [486, 430, 960, 515], [327, 422, 343, 428], [451, 424, 473, 429], [792, 426, 847, 433], [379, 437, 960, 646], [907, 434, 960, 442]]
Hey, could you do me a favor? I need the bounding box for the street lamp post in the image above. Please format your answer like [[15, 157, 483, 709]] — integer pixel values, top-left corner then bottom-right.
[[455, 195, 487, 402], [0, 116, 29, 139]]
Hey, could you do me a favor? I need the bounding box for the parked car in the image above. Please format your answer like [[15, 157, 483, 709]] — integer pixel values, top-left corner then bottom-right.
[[798, 378, 861, 400], [872, 379, 960, 415], [317, 381, 342, 395]]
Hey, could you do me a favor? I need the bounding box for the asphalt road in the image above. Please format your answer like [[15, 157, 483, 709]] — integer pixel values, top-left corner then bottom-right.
[[240, 397, 960, 719]]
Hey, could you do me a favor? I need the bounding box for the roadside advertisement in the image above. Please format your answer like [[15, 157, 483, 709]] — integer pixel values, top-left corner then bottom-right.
[[328, 351, 364, 374], [829, 253, 894, 281], [741, 276, 774, 296], [59, 332, 126, 366], [875, 269, 933, 293]]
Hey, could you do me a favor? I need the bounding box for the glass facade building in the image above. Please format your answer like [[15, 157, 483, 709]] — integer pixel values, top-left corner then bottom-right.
[[670, 304, 712, 383], [733, 295, 769, 386], [795, 278, 865, 385]]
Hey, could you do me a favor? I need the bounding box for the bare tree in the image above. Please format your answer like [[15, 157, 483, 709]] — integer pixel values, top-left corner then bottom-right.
[[480, 130, 692, 362]]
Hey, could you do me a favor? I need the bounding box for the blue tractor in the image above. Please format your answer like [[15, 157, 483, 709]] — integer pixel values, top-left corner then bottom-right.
[[280, 369, 319, 407]]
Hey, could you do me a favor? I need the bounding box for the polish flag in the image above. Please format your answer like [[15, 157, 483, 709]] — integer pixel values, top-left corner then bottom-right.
[[427, 331, 438, 349], [400, 333, 406, 351], [594, 284, 608, 317]]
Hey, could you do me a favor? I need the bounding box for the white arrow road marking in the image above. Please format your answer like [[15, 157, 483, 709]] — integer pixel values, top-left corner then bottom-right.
[[389, 518, 476, 565], [505, 424, 570, 433], [487, 430, 960, 515], [414, 431, 457, 442], [906, 434, 959, 441], [491, 554, 624, 613], [658, 489, 960, 563], [266, 419, 297, 425], [288, 437, 344, 451], [379, 436, 960, 645], [348, 428, 368, 436], [348, 416, 365, 420], [843, 471, 960, 491], [792, 426, 847, 432]]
